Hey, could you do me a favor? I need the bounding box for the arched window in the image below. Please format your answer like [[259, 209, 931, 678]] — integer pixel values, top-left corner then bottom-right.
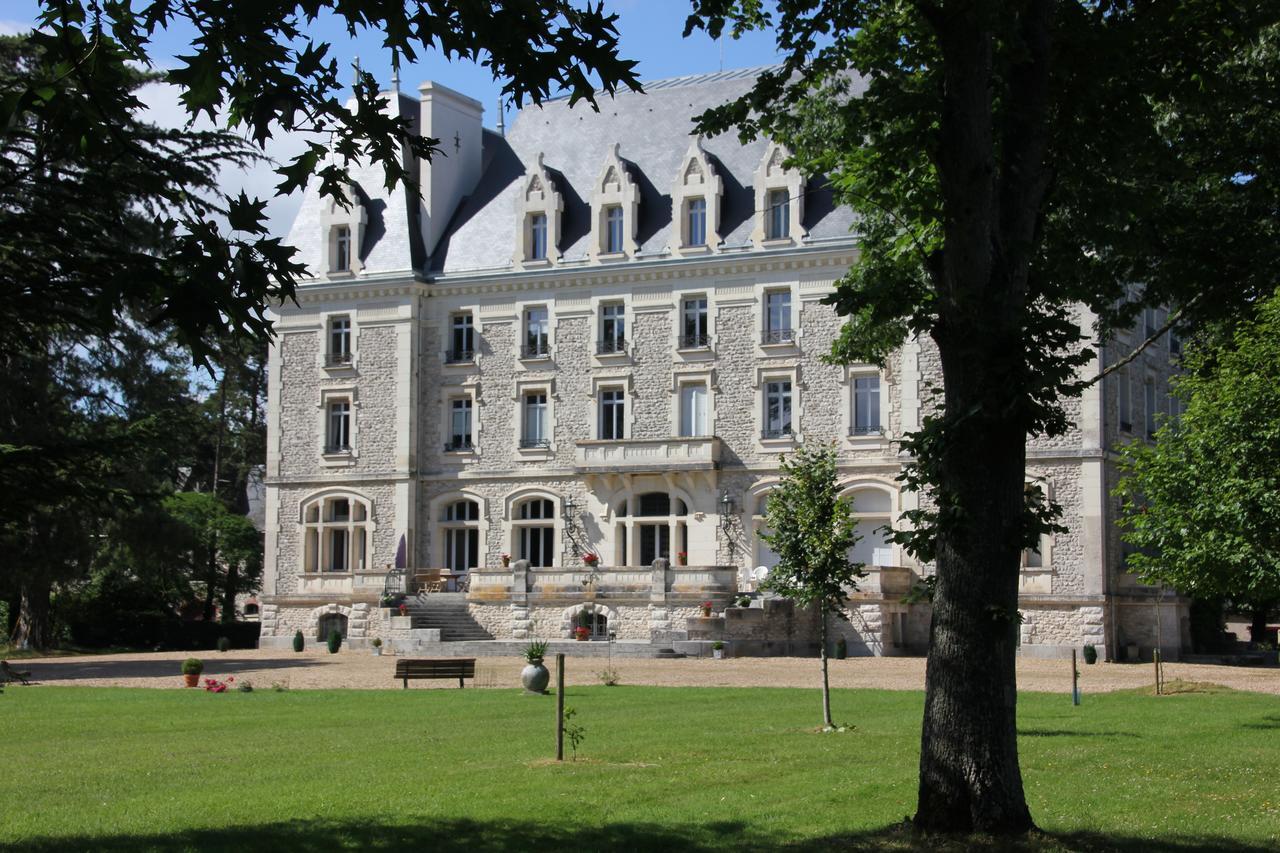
[[514, 498, 556, 567], [243, 602, 259, 616], [317, 612, 348, 641], [441, 499, 481, 574], [302, 494, 372, 573], [847, 488, 894, 567], [613, 492, 689, 566]]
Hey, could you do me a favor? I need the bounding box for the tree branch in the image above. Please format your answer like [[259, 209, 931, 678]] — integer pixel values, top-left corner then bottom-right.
[[1084, 293, 1202, 387]]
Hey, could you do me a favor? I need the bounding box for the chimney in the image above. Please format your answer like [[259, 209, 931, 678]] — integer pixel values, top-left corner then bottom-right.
[[417, 81, 484, 259]]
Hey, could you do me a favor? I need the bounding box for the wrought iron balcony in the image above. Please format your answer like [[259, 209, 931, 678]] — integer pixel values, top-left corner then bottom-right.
[[678, 333, 711, 350], [324, 443, 352, 454], [444, 348, 475, 364], [521, 342, 550, 359], [849, 425, 884, 437], [325, 351, 353, 366], [596, 336, 627, 355], [519, 437, 551, 449], [761, 427, 793, 440], [444, 438, 474, 452], [761, 328, 796, 345]]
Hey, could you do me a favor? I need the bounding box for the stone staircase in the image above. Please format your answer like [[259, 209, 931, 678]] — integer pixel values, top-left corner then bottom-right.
[[404, 593, 493, 641]]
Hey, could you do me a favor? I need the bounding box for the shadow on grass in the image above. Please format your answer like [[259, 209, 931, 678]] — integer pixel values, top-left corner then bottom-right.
[[1018, 729, 1140, 738], [10, 818, 1275, 853], [1240, 714, 1280, 731], [19, 657, 328, 682]]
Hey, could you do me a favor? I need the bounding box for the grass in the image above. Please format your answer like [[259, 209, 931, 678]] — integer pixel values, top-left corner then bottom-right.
[[1, 685, 1277, 851]]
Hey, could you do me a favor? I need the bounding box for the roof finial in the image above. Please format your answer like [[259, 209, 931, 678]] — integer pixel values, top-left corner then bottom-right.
[[352, 55, 361, 89], [497, 97, 505, 138], [390, 51, 401, 93]]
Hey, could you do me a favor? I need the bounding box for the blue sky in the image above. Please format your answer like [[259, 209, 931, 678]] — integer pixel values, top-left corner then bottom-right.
[[0, 2, 782, 236]]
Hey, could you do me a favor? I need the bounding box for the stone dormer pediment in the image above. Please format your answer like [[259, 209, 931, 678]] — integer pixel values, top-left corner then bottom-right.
[[751, 141, 806, 248], [670, 135, 723, 256], [513, 152, 564, 267], [320, 183, 368, 277], [588, 143, 640, 261]]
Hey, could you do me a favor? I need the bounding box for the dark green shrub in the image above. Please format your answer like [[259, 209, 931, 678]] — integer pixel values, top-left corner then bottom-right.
[[216, 636, 231, 652], [292, 630, 304, 652], [834, 636, 848, 660], [181, 657, 203, 676], [327, 629, 342, 654], [577, 609, 593, 629], [1082, 644, 1098, 665]]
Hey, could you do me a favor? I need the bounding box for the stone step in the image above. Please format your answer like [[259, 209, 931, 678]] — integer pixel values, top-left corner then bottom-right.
[[391, 640, 679, 659]]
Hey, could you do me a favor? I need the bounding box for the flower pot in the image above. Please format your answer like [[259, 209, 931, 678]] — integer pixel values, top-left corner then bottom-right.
[[372, 647, 382, 656], [183, 674, 199, 688], [701, 607, 712, 618], [713, 649, 724, 660], [521, 660, 551, 694], [574, 627, 590, 641]]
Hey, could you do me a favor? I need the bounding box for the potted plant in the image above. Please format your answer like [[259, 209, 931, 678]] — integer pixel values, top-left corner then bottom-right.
[[583, 552, 599, 567], [1082, 643, 1098, 665], [397, 602, 408, 617], [835, 636, 848, 660], [521, 639, 551, 694], [292, 630, 304, 652], [712, 640, 725, 660], [371, 637, 383, 656], [327, 629, 342, 654], [501, 552, 511, 568], [676, 551, 688, 566], [574, 609, 592, 641], [701, 600, 713, 617], [736, 595, 751, 608], [181, 658, 204, 687]]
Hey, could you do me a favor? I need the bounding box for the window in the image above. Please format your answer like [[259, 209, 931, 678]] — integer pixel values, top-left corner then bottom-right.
[[763, 381, 793, 439], [680, 297, 710, 349], [523, 307, 549, 358], [605, 205, 624, 254], [1143, 306, 1159, 338], [763, 290, 793, 344], [317, 612, 348, 641], [1145, 379, 1158, 438], [301, 494, 371, 575], [447, 313, 474, 363], [447, 398, 473, 451], [687, 198, 706, 247], [599, 303, 626, 354], [766, 189, 790, 240], [1169, 326, 1182, 356], [327, 316, 352, 366], [851, 376, 881, 436], [1118, 369, 1132, 432], [441, 499, 481, 575], [680, 382, 708, 437], [334, 226, 351, 272], [515, 498, 556, 567], [522, 392, 549, 448], [529, 213, 548, 261], [848, 489, 893, 568], [613, 492, 689, 566], [600, 388, 625, 440], [327, 400, 351, 453]]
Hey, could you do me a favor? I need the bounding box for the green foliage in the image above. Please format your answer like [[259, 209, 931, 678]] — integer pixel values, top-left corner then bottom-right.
[[1082, 645, 1098, 666], [327, 630, 342, 655], [576, 609, 593, 630], [180, 658, 203, 676], [596, 668, 621, 686], [712, 641, 724, 651], [835, 637, 848, 660], [760, 445, 866, 614], [216, 637, 231, 653], [236, 681, 253, 693], [292, 631, 304, 653], [523, 640, 549, 663], [1116, 290, 1280, 614], [371, 638, 382, 649], [561, 707, 585, 761]]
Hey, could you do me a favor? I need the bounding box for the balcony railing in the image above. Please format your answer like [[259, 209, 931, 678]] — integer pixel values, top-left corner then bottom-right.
[[596, 336, 627, 355], [678, 333, 711, 350], [575, 436, 721, 472], [761, 328, 796, 345], [325, 351, 353, 366], [324, 443, 352, 454], [444, 348, 475, 364], [761, 427, 793, 440], [520, 437, 551, 449], [849, 425, 884, 437], [444, 438, 474, 452], [521, 342, 550, 359]]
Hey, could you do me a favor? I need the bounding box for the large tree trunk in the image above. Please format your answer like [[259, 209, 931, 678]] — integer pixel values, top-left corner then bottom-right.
[[1249, 605, 1274, 645], [221, 560, 239, 624], [10, 576, 52, 651]]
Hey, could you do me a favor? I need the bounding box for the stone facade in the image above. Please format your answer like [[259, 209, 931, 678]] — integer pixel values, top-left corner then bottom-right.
[[258, 70, 1184, 660]]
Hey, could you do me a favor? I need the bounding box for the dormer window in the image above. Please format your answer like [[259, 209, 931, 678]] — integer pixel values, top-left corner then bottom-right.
[[334, 226, 351, 271], [530, 213, 548, 260], [687, 198, 707, 247], [767, 190, 790, 240], [605, 206, 624, 254]]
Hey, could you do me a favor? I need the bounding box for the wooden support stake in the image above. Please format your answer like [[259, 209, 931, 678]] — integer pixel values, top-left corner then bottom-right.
[[1072, 649, 1080, 706], [1153, 648, 1162, 696], [555, 653, 565, 761]]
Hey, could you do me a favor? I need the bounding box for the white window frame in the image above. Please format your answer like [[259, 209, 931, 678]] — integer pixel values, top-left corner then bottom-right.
[[598, 386, 627, 441], [513, 153, 563, 268], [670, 136, 722, 257], [529, 213, 548, 261], [514, 378, 556, 456], [759, 287, 798, 350], [597, 301, 627, 356], [844, 368, 887, 443], [589, 143, 639, 261], [446, 312, 476, 364], [754, 365, 801, 450], [521, 305, 551, 360], [751, 142, 805, 247], [317, 387, 358, 466], [299, 492, 376, 576], [669, 369, 716, 439], [678, 294, 712, 351]]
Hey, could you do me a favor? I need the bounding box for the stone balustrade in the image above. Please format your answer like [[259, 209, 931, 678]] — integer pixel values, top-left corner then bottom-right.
[[574, 436, 721, 471]]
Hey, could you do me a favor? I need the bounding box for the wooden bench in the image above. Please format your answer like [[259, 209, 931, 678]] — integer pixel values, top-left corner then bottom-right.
[[1, 660, 31, 685], [394, 658, 475, 689]]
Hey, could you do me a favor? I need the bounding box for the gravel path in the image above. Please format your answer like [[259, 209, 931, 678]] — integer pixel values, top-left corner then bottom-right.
[[8, 648, 1280, 694]]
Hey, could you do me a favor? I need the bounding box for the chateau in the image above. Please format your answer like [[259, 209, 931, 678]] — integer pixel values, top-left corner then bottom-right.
[[258, 67, 1183, 659]]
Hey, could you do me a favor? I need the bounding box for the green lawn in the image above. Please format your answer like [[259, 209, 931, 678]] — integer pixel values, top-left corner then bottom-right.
[[1, 685, 1277, 852]]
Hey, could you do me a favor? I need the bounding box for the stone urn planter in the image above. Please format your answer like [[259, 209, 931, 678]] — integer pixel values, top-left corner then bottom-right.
[[574, 627, 590, 641], [521, 640, 550, 694]]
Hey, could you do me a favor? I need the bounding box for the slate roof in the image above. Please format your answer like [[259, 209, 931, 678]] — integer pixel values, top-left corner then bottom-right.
[[284, 67, 859, 281]]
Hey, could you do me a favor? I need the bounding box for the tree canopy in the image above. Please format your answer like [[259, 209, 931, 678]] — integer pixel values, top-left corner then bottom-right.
[[685, 0, 1280, 834], [1116, 289, 1280, 636]]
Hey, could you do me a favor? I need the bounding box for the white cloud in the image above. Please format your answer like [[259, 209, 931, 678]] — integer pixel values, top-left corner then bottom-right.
[[0, 19, 33, 36], [136, 81, 309, 239]]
